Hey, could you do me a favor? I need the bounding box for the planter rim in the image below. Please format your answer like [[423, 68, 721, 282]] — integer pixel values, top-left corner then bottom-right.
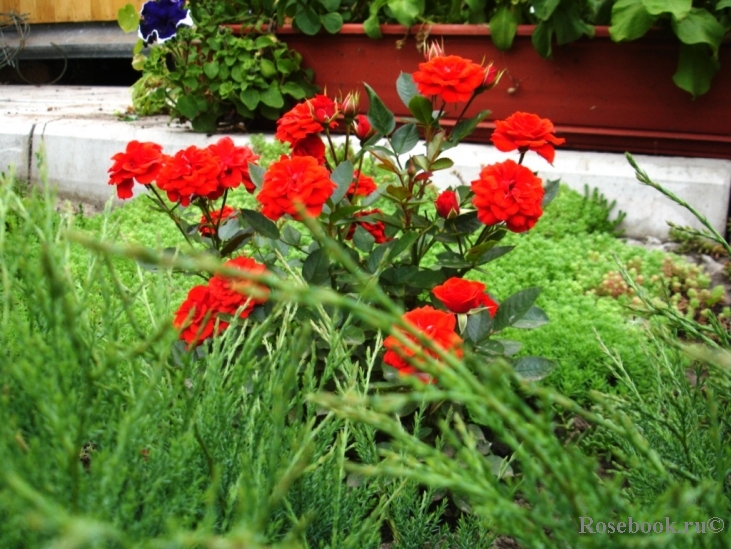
[[225, 23, 614, 39]]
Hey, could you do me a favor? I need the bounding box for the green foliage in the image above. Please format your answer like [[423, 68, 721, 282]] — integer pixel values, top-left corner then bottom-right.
[[132, 22, 317, 131]]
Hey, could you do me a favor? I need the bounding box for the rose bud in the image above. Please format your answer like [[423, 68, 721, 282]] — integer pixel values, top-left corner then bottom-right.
[[424, 40, 445, 61], [341, 91, 360, 119], [435, 190, 460, 219], [482, 63, 498, 87], [353, 114, 375, 141]]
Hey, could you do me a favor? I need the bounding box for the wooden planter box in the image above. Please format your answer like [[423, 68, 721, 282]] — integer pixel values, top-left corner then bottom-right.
[[230, 23, 731, 160]]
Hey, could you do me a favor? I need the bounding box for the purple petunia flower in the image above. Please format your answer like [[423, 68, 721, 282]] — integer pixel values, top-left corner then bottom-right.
[[138, 0, 193, 45]]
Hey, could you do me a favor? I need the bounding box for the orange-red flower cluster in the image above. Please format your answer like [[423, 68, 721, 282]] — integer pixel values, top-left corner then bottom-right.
[[257, 155, 336, 220], [107, 138, 259, 204], [347, 170, 377, 198], [275, 94, 339, 146], [491, 112, 565, 164], [471, 159, 544, 233], [108, 140, 164, 199], [346, 209, 390, 244], [412, 55, 486, 103], [432, 277, 498, 315], [383, 306, 463, 382], [173, 256, 269, 347], [199, 205, 238, 237]]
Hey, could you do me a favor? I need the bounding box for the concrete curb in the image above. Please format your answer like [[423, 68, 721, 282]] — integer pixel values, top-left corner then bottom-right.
[[1, 85, 730, 239]]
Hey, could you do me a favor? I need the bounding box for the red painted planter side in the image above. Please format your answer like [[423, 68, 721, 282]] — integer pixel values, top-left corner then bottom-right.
[[229, 24, 731, 159]]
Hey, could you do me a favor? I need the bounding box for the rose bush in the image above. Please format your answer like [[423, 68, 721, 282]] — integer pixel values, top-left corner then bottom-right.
[[108, 42, 562, 384]]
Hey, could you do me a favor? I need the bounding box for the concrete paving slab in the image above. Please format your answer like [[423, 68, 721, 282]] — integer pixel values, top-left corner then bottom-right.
[[2, 85, 730, 239]]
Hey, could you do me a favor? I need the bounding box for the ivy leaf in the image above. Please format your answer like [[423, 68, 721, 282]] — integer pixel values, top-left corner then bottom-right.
[[240, 88, 260, 110], [671, 8, 724, 57], [321, 12, 343, 33], [531, 20, 554, 58], [396, 72, 418, 108], [363, 13, 382, 38], [553, 3, 595, 45], [532, 0, 560, 20], [513, 356, 556, 381], [387, 0, 423, 27], [673, 43, 720, 97], [240, 209, 280, 239], [609, 0, 656, 42], [330, 160, 355, 204], [280, 81, 307, 99], [117, 4, 140, 33], [641, 0, 690, 18], [176, 95, 200, 120], [390, 123, 419, 155], [365, 83, 395, 135], [203, 61, 219, 79], [489, 5, 518, 50], [260, 84, 284, 108], [303, 248, 330, 285], [492, 287, 542, 332], [294, 5, 322, 35]]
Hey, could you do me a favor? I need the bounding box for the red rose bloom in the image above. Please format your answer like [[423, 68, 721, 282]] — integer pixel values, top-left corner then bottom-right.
[[199, 206, 238, 237], [346, 209, 390, 244], [412, 55, 485, 103], [108, 140, 164, 200], [471, 159, 544, 233], [155, 146, 222, 206], [292, 134, 326, 164], [173, 285, 223, 347], [491, 112, 566, 164], [257, 155, 336, 220], [432, 277, 498, 316], [307, 94, 339, 125], [347, 171, 377, 198], [435, 190, 460, 218], [383, 306, 463, 382], [275, 95, 339, 145], [208, 256, 269, 318], [353, 114, 374, 141], [207, 136, 259, 193]]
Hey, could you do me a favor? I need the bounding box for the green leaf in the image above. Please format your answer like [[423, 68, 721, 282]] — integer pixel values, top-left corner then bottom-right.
[[388, 231, 420, 261], [280, 81, 307, 99], [396, 72, 418, 108], [641, 0, 690, 18], [240, 88, 260, 110], [133, 38, 144, 55], [492, 287, 542, 332], [240, 209, 280, 239], [303, 248, 330, 285], [191, 111, 219, 134], [542, 178, 560, 206], [532, 0, 560, 20], [363, 14, 382, 38], [330, 160, 355, 204], [295, 5, 322, 35], [353, 225, 376, 252], [673, 43, 720, 97], [117, 4, 140, 33], [489, 6, 518, 50], [390, 124, 419, 155], [531, 20, 554, 58], [248, 163, 265, 190], [260, 84, 284, 108], [513, 356, 556, 381], [254, 35, 276, 48], [511, 306, 549, 329], [446, 110, 491, 148], [203, 61, 219, 79], [671, 8, 724, 56], [609, 0, 656, 42], [281, 225, 301, 246], [430, 158, 454, 171], [217, 217, 242, 241], [553, 4, 595, 45], [365, 83, 396, 135], [466, 310, 493, 342], [445, 211, 482, 235], [718, 0, 731, 8], [260, 58, 278, 78], [474, 245, 514, 266], [321, 12, 343, 33], [407, 95, 434, 126], [176, 95, 200, 119], [387, 0, 424, 27]]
